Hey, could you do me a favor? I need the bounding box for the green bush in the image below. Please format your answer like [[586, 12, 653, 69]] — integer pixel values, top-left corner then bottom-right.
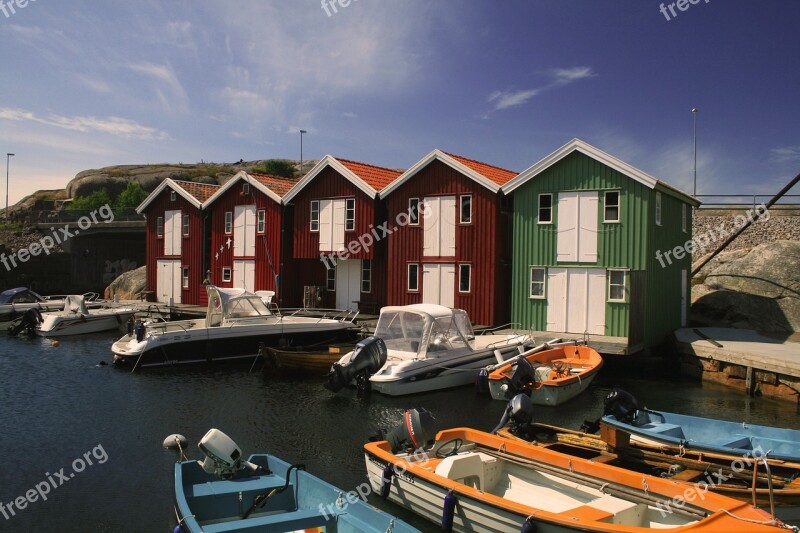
[[116, 182, 148, 209], [67, 189, 112, 212], [251, 159, 297, 178]]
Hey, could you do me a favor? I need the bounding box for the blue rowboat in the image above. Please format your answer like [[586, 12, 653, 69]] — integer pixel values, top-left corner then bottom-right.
[[172, 429, 419, 533], [601, 395, 800, 463]]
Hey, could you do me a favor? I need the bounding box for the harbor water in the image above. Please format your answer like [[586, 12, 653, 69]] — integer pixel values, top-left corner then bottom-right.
[[0, 332, 797, 532]]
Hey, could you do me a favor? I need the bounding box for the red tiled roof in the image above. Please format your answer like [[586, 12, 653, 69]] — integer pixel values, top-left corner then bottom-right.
[[249, 173, 299, 198], [173, 180, 220, 203], [337, 158, 403, 192], [444, 152, 517, 186]]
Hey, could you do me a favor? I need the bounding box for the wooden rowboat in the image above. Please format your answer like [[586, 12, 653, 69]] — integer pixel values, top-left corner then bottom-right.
[[260, 341, 359, 374]]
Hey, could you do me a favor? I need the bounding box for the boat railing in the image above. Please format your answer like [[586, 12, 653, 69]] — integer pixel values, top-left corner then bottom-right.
[[282, 307, 360, 324], [753, 450, 777, 519]]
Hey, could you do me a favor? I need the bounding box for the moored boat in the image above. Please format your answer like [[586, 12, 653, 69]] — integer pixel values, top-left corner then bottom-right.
[[37, 295, 136, 336], [260, 340, 359, 374], [364, 411, 788, 532], [325, 304, 532, 396], [172, 428, 419, 533], [483, 340, 603, 405]]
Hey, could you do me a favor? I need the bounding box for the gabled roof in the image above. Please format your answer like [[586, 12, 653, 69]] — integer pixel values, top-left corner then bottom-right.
[[136, 178, 220, 213], [203, 171, 298, 206], [379, 149, 516, 198], [281, 155, 402, 203], [501, 138, 700, 205]]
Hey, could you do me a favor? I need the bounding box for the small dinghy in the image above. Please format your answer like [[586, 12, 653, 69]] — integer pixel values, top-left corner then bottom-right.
[[260, 340, 359, 374], [170, 428, 419, 533], [37, 295, 136, 336]]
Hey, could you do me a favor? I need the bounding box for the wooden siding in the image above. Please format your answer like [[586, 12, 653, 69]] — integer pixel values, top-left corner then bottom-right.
[[384, 160, 509, 327], [208, 184, 282, 294], [142, 187, 205, 305]]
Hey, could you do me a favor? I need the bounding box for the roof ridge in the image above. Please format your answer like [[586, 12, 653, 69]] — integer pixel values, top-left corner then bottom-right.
[[335, 157, 403, 174], [443, 151, 516, 175]]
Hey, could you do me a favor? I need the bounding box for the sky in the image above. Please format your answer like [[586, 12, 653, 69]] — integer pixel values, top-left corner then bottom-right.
[[1, 0, 799, 206]]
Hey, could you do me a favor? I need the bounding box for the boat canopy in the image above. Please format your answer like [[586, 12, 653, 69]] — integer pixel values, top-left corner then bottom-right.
[[205, 286, 273, 327], [62, 295, 88, 314], [0, 287, 44, 304], [375, 305, 475, 359]]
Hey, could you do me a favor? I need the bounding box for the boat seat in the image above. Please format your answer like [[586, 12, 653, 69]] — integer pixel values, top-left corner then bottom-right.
[[201, 508, 324, 532], [642, 423, 685, 439], [434, 453, 485, 490], [706, 436, 752, 450], [564, 505, 614, 523], [190, 476, 287, 498]]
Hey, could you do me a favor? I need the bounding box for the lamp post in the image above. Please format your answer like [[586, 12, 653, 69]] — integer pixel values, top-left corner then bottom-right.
[[300, 130, 307, 177], [6, 153, 14, 219], [692, 108, 698, 197]]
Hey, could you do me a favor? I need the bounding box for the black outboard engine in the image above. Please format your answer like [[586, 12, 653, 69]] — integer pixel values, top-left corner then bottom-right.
[[603, 388, 640, 424], [324, 336, 387, 394], [378, 408, 436, 453], [8, 308, 42, 337], [492, 393, 533, 435], [502, 357, 538, 399]]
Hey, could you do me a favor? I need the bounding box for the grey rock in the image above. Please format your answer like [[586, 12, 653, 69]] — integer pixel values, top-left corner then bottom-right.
[[104, 265, 146, 300]]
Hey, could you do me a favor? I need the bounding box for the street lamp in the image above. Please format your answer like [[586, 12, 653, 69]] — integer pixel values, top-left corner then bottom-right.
[[6, 153, 14, 219], [300, 130, 307, 177], [692, 108, 698, 197]]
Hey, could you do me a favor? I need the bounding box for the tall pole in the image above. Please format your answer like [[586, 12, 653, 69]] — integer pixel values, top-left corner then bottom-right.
[[692, 108, 698, 197], [299, 129, 307, 177], [6, 153, 14, 219]]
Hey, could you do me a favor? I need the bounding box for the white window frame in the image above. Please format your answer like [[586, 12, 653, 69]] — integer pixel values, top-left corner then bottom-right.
[[182, 214, 190, 236], [407, 263, 419, 292], [222, 267, 232, 283], [538, 193, 553, 224], [361, 259, 372, 293], [182, 267, 189, 288], [529, 267, 546, 299], [458, 264, 471, 293], [170, 190, 176, 202], [310, 200, 320, 232], [326, 266, 336, 291], [345, 198, 356, 232], [224, 212, 233, 234], [257, 209, 266, 234], [604, 191, 620, 223], [459, 195, 472, 224], [655, 192, 662, 226], [681, 204, 687, 233], [408, 198, 420, 225], [608, 269, 627, 302], [242, 182, 250, 195], [156, 216, 164, 237]]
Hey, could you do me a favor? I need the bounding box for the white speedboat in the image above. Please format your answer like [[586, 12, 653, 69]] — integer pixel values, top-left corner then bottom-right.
[[0, 287, 70, 327], [112, 286, 358, 369], [37, 295, 136, 337], [325, 304, 531, 396]]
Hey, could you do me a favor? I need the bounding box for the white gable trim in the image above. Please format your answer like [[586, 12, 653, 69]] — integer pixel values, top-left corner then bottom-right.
[[502, 138, 661, 194], [281, 155, 378, 204], [203, 171, 282, 207], [380, 149, 500, 199], [136, 178, 203, 213]]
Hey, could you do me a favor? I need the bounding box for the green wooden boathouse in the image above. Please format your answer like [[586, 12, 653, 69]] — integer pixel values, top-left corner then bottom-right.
[[502, 139, 700, 354]]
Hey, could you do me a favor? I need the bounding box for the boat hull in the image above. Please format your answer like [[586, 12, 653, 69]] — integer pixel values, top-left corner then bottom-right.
[[38, 310, 136, 336], [262, 343, 358, 374]]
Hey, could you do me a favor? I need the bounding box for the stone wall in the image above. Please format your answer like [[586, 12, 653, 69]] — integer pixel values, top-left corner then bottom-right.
[[692, 207, 800, 254]]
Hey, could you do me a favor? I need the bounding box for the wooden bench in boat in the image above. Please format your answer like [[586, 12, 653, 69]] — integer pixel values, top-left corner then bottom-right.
[[639, 423, 685, 439], [190, 476, 287, 498], [201, 508, 324, 532]]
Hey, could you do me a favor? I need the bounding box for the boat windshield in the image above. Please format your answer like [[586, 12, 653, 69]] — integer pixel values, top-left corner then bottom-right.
[[224, 296, 272, 318], [375, 310, 427, 356], [428, 316, 469, 354], [0, 288, 43, 304]]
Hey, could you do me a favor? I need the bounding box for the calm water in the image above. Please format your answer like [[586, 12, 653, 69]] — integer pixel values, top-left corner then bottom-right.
[[0, 333, 798, 532]]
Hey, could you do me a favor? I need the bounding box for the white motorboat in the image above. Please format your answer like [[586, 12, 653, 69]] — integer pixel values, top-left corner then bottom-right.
[[37, 295, 136, 337], [325, 304, 531, 396], [112, 286, 358, 369]]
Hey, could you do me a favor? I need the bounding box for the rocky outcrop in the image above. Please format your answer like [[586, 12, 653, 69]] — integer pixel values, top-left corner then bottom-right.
[[104, 265, 146, 300], [691, 240, 800, 332]]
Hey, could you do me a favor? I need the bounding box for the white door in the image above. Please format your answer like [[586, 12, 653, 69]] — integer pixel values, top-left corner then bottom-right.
[[319, 199, 346, 253], [335, 259, 361, 311], [422, 263, 455, 307], [233, 205, 256, 257], [547, 267, 605, 334], [233, 260, 256, 290], [556, 192, 598, 263], [423, 196, 456, 257], [681, 269, 688, 327], [164, 210, 182, 256], [156, 259, 181, 304]]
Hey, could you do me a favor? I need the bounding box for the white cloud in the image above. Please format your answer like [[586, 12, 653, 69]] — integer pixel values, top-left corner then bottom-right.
[[770, 145, 800, 164], [127, 63, 190, 114], [487, 66, 596, 113], [0, 107, 168, 141], [487, 89, 542, 111], [551, 66, 596, 84]]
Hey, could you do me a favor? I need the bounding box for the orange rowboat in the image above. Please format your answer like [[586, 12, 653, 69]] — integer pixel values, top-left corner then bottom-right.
[[365, 427, 787, 532]]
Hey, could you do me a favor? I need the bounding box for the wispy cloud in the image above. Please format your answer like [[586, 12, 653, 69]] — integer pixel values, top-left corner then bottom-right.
[[127, 62, 189, 114], [486, 66, 596, 113], [342, 112, 359, 119], [0, 107, 168, 141], [770, 145, 800, 164]]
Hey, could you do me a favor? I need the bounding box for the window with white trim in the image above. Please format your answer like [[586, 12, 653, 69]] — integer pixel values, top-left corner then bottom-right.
[[345, 198, 355, 231], [182, 267, 189, 288], [156, 216, 164, 237], [361, 260, 372, 293], [460, 195, 472, 224], [257, 209, 266, 233], [529, 267, 546, 299], [407, 264, 419, 292], [222, 267, 232, 283], [408, 198, 420, 225], [538, 194, 552, 223], [604, 191, 620, 223], [242, 182, 250, 195], [310, 200, 320, 232], [655, 192, 662, 226], [183, 214, 190, 236], [326, 266, 336, 291], [608, 270, 626, 302], [459, 264, 471, 293], [170, 190, 176, 202], [224, 212, 232, 234]]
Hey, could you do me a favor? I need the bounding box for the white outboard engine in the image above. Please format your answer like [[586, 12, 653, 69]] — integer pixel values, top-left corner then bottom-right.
[[324, 336, 388, 393], [198, 429, 244, 479]]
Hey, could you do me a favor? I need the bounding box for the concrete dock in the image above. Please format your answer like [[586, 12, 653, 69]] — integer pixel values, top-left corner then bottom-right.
[[675, 327, 800, 402]]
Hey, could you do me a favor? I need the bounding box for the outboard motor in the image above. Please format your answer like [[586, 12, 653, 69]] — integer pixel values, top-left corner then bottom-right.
[[501, 357, 537, 399], [376, 408, 436, 453], [324, 336, 387, 393], [603, 388, 640, 424], [491, 393, 533, 435], [196, 428, 267, 480], [8, 308, 42, 337]]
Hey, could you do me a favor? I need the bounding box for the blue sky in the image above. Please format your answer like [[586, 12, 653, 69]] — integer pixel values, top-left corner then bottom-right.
[[1, 0, 798, 205]]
